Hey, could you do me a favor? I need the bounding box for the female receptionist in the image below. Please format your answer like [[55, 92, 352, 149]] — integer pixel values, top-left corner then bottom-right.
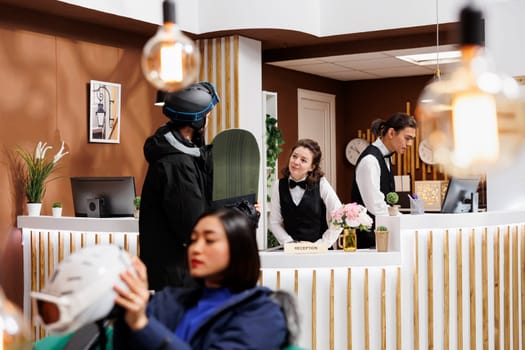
[[269, 139, 342, 246]]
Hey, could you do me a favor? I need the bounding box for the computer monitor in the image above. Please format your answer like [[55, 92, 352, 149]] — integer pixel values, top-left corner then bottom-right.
[[440, 177, 480, 213], [71, 176, 136, 217]]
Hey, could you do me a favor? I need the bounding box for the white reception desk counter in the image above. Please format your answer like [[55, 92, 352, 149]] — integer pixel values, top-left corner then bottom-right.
[[18, 210, 525, 348]]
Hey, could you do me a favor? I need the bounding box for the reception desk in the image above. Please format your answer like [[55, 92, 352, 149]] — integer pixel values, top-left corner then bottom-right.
[[259, 211, 525, 349], [18, 211, 525, 349]]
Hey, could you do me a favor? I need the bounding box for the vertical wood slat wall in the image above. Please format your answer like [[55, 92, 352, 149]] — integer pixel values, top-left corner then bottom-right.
[[260, 265, 401, 349], [260, 224, 525, 349], [409, 224, 525, 349], [23, 223, 524, 347], [197, 35, 239, 144]]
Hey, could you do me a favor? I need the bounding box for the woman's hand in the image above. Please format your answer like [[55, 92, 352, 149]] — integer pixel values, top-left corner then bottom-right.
[[114, 256, 151, 331]]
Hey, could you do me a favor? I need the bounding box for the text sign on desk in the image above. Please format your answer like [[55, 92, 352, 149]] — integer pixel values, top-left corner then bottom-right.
[[284, 242, 328, 254]]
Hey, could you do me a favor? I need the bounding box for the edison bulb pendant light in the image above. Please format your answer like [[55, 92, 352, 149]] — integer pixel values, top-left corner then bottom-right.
[[142, 0, 200, 92], [416, 5, 525, 176]]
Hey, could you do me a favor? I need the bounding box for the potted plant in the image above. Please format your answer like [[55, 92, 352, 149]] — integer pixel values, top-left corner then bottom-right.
[[52, 202, 62, 217], [386, 191, 400, 216], [375, 225, 389, 252], [16, 141, 68, 216], [133, 196, 141, 219]]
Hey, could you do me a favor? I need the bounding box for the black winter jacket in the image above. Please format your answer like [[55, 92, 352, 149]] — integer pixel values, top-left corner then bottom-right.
[[139, 124, 212, 290]]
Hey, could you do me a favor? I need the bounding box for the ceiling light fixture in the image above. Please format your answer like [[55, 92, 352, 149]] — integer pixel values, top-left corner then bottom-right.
[[396, 51, 461, 66], [142, 0, 200, 92], [416, 5, 525, 176]]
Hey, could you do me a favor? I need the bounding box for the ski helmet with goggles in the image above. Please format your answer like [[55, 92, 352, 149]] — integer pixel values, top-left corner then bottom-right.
[[162, 81, 220, 130], [31, 244, 134, 335]]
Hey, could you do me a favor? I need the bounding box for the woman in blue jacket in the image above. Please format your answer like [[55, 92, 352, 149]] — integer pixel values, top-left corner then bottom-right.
[[113, 207, 291, 350]]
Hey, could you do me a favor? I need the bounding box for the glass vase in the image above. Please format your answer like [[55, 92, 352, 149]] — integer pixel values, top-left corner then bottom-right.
[[337, 227, 357, 252]]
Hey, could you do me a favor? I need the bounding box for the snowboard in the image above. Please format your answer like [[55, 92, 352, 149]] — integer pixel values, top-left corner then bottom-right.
[[212, 128, 260, 205]]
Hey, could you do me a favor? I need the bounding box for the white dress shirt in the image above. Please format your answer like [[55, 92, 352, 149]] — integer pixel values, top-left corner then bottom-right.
[[269, 176, 342, 246], [355, 138, 391, 217]]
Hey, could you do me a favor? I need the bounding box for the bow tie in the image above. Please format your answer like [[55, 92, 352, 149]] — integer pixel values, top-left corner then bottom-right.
[[289, 179, 307, 189], [384, 153, 395, 158]]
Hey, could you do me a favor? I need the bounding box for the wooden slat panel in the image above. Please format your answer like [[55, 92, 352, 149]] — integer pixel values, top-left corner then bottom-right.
[[482, 228, 489, 350], [31, 231, 37, 340], [294, 269, 299, 295], [215, 38, 223, 132], [414, 232, 420, 350], [469, 229, 476, 349], [312, 269, 317, 350], [47, 232, 53, 279], [511, 226, 519, 349], [521, 225, 525, 350], [504, 226, 510, 350], [457, 229, 463, 350], [233, 35, 239, 128], [364, 269, 370, 350], [69, 232, 75, 253], [224, 37, 232, 130], [494, 228, 501, 348], [381, 269, 386, 349], [444, 230, 450, 350], [58, 231, 64, 262], [519, 225, 525, 349], [348, 268, 352, 350], [427, 231, 434, 349], [396, 267, 401, 350], [330, 269, 334, 350]]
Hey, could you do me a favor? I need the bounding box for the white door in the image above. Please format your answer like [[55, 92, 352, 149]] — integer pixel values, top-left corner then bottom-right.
[[297, 89, 336, 189]]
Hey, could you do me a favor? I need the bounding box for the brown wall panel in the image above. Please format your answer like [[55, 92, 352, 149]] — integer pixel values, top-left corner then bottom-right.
[[0, 11, 161, 305], [263, 64, 432, 202]]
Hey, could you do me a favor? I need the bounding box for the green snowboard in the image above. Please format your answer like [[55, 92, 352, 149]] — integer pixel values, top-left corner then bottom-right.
[[212, 128, 260, 204]]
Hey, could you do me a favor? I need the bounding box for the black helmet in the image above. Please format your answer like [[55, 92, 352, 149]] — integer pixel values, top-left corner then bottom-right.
[[162, 82, 219, 130]]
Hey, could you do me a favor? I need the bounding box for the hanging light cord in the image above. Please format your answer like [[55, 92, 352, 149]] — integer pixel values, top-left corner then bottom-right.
[[435, 0, 441, 79]]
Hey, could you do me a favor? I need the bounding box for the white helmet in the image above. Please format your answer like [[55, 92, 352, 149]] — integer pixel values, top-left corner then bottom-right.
[[31, 244, 133, 335]]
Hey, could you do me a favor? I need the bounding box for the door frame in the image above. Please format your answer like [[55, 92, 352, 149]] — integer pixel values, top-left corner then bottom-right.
[[297, 88, 337, 189]]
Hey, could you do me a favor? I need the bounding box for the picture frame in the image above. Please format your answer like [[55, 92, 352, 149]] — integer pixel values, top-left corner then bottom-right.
[[89, 80, 121, 143]]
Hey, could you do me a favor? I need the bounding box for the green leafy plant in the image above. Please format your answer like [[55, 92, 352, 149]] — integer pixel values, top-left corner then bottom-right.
[[133, 196, 141, 209], [265, 113, 284, 248], [265, 113, 284, 200], [52, 202, 62, 208], [386, 192, 399, 206], [17, 141, 68, 203], [376, 225, 388, 232]]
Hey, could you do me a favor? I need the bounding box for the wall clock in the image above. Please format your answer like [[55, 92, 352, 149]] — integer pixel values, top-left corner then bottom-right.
[[418, 138, 436, 165], [345, 138, 369, 165]]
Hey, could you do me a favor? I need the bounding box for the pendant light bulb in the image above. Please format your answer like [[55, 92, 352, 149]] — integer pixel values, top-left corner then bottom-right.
[[416, 5, 525, 176], [142, 0, 200, 92]]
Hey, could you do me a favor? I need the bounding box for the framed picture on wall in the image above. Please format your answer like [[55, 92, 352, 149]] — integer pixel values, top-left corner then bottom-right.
[[89, 80, 121, 144]]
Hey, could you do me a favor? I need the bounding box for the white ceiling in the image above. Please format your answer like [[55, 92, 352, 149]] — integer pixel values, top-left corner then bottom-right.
[[268, 44, 458, 81]]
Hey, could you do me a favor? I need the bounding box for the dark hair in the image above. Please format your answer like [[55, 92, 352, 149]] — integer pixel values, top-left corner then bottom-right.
[[191, 207, 260, 292], [370, 112, 417, 137], [280, 138, 324, 186]]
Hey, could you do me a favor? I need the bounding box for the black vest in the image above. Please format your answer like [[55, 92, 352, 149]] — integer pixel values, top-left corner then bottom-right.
[[351, 144, 395, 222], [278, 178, 328, 242]]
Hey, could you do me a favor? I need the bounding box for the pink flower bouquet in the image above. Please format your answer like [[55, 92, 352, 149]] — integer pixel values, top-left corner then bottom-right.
[[331, 202, 373, 231]]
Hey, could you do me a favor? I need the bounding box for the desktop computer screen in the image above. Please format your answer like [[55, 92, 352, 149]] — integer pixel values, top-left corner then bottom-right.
[[71, 176, 136, 217]]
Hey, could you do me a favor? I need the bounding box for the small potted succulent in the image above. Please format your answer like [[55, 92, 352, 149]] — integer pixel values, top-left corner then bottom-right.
[[386, 192, 400, 216], [133, 196, 141, 219], [52, 202, 63, 217], [375, 225, 389, 252]]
